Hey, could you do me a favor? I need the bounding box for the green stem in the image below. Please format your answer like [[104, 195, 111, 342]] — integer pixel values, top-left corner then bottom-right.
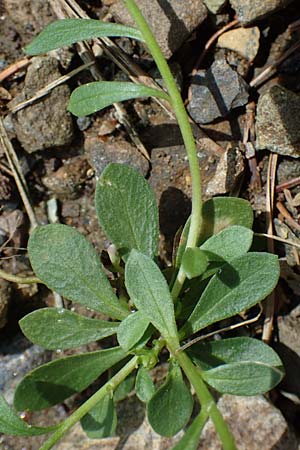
[[175, 350, 237, 450], [39, 356, 138, 450], [123, 0, 202, 299], [172, 408, 209, 450], [0, 268, 41, 284]]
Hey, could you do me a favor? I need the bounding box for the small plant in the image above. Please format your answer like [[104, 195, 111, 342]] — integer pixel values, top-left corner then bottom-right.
[[0, 2, 284, 449]]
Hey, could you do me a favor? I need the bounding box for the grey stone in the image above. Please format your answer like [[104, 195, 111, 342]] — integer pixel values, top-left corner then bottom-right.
[[204, 0, 227, 14], [188, 59, 249, 124], [110, 0, 207, 59], [256, 85, 300, 157], [11, 56, 74, 153], [229, 0, 294, 24], [199, 395, 297, 450], [84, 138, 149, 177]]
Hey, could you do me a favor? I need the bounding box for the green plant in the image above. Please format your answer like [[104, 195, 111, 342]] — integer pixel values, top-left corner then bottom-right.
[[0, 2, 284, 449]]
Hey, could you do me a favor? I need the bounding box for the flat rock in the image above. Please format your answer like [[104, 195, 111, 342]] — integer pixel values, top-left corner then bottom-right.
[[256, 85, 300, 157], [229, 0, 294, 24], [10, 56, 74, 153], [204, 0, 227, 14], [188, 59, 249, 124], [110, 0, 207, 58], [84, 137, 149, 177], [217, 26, 260, 61], [199, 395, 297, 450]]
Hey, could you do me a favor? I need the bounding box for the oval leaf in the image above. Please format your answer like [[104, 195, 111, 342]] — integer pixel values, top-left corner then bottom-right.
[[117, 311, 150, 352], [113, 372, 136, 402], [147, 365, 193, 437], [19, 308, 119, 350], [125, 250, 178, 341], [25, 19, 144, 55], [182, 248, 208, 279], [188, 337, 283, 371], [0, 394, 58, 436], [135, 367, 155, 403], [68, 81, 170, 117], [200, 226, 253, 262], [202, 361, 284, 395], [14, 347, 126, 411], [96, 163, 159, 259], [199, 197, 253, 242], [182, 252, 280, 336], [80, 394, 117, 439], [28, 224, 128, 320]]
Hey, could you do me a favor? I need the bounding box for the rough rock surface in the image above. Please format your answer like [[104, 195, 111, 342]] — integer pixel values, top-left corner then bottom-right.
[[110, 0, 207, 58], [84, 138, 149, 177], [256, 85, 300, 157], [199, 395, 298, 450], [10, 56, 74, 153], [217, 27, 260, 61], [204, 0, 227, 14], [229, 0, 294, 24], [188, 59, 249, 124]]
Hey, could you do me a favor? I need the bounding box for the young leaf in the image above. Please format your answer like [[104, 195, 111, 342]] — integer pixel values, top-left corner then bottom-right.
[[171, 411, 207, 450], [28, 224, 128, 320], [135, 367, 155, 403], [117, 311, 150, 352], [181, 252, 280, 336], [68, 81, 170, 117], [113, 372, 136, 402], [0, 393, 58, 436], [14, 347, 126, 411], [182, 248, 208, 279], [199, 197, 253, 242], [80, 394, 117, 439], [188, 337, 283, 371], [19, 308, 119, 350], [96, 163, 159, 259], [202, 361, 283, 395], [125, 250, 178, 342], [147, 364, 193, 437], [200, 226, 253, 262], [25, 19, 144, 55]]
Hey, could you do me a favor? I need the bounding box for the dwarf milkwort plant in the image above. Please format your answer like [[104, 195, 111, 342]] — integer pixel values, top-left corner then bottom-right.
[[0, 1, 284, 449]]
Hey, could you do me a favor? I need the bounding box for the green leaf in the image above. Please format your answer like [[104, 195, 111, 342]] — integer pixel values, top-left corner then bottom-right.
[[135, 367, 155, 403], [182, 248, 208, 279], [188, 337, 283, 371], [200, 226, 253, 262], [25, 19, 144, 55], [117, 311, 150, 352], [14, 347, 126, 411], [113, 372, 136, 402], [147, 364, 193, 437], [68, 81, 170, 117], [175, 218, 190, 269], [19, 308, 119, 350], [28, 224, 128, 320], [202, 362, 284, 395], [80, 394, 117, 439], [181, 253, 280, 336], [125, 250, 178, 341], [199, 197, 253, 243], [96, 163, 159, 259], [0, 393, 58, 436], [171, 411, 207, 450]]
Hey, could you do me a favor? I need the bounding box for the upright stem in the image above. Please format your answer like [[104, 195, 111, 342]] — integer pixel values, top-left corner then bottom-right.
[[124, 0, 202, 298], [175, 350, 237, 450], [39, 356, 138, 450]]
